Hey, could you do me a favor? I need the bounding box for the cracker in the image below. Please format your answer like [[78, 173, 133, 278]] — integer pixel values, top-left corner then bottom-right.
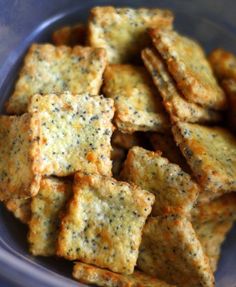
[[28, 177, 72, 256], [149, 29, 227, 110], [52, 23, 86, 46], [208, 48, 236, 81], [57, 173, 155, 274], [149, 132, 190, 173], [120, 147, 199, 216], [29, 92, 114, 176], [0, 114, 41, 201], [137, 216, 214, 287], [6, 44, 107, 114], [111, 147, 126, 178], [103, 65, 169, 133], [112, 130, 142, 150], [222, 78, 236, 132], [172, 122, 236, 193], [142, 48, 221, 123], [88, 6, 173, 64], [194, 219, 233, 273], [5, 198, 31, 224], [73, 262, 176, 287], [191, 193, 236, 224]]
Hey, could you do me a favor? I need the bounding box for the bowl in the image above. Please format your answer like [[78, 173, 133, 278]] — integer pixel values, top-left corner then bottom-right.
[[0, 0, 236, 286]]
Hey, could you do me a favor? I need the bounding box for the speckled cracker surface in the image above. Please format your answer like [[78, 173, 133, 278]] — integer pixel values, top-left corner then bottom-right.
[[208, 48, 236, 81], [57, 173, 154, 274], [149, 29, 226, 110], [0, 114, 41, 201], [5, 198, 31, 224], [103, 65, 169, 133], [222, 78, 236, 132], [121, 147, 199, 216], [29, 93, 114, 176], [6, 44, 107, 114], [88, 6, 173, 63], [142, 48, 221, 123], [52, 23, 86, 46], [28, 177, 72, 256], [149, 133, 190, 173], [73, 262, 176, 287], [173, 122, 236, 193], [191, 193, 236, 224], [137, 216, 214, 287], [193, 219, 233, 272]]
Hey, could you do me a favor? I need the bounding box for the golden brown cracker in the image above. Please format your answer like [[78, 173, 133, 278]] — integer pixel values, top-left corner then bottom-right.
[[149, 29, 226, 110], [29, 92, 114, 177], [173, 122, 236, 194], [121, 147, 199, 216], [222, 78, 236, 132], [88, 6, 173, 63], [28, 177, 72, 256], [57, 173, 155, 274], [112, 130, 142, 150], [6, 44, 107, 114], [73, 262, 176, 287], [142, 48, 221, 123], [103, 65, 169, 133], [5, 198, 31, 224], [0, 114, 41, 200]]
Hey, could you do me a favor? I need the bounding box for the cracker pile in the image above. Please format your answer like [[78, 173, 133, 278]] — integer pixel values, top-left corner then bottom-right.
[[1, 5, 236, 287]]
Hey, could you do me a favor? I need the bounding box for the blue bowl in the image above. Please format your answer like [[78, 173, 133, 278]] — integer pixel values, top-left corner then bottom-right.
[[0, 1, 236, 286]]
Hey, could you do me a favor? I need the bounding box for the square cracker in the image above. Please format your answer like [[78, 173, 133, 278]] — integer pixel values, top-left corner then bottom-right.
[[29, 92, 114, 177], [73, 262, 176, 287], [6, 44, 107, 114], [172, 122, 236, 193], [193, 218, 233, 273], [52, 23, 86, 46], [120, 147, 199, 216], [28, 177, 72, 256], [57, 172, 155, 274], [0, 114, 41, 201], [137, 216, 214, 287], [103, 65, 169, 133], [149, 29, 227, 110], [191, 193, 236, 224], [222, 78, 236, 132], [88, 6, 173, 64], [5, 198, 31, 224], [208, 48, 236, 81], [149, 132, 190, 173], [142, 48, 221, 123]]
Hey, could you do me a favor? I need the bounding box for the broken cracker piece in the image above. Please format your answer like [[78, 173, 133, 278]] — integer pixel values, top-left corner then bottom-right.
[[6, 44, 107, 114], [52, 23, 86, 46], [137, 216, 214, 287], [5, 198, 31, 224], [73, 262, 176, 287], [172, 122, 236, 194], [208, 48, 236, 81], [149, 29, 226, 110], [28, 177, 72, 256], [194, 219, 233, 273], [142, 48, 221, 123], [57, 172, 155, 274], [0, 114, 41, 201], [88, 6, 173, 63], [120, 147, 199, 216], [29, 92, 114, 177], [103, 65, 169, 133]]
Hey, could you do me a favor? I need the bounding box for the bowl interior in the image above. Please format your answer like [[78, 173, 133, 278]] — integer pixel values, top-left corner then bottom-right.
[[0, 1, 236, 286]]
